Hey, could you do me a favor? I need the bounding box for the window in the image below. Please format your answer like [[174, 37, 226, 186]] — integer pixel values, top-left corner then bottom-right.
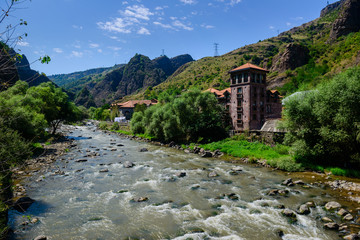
[[232, 76, 236, 85], [266, 105, 272, 113], [235, 74, 239, 84], [260, 74, 263, 83], [253, 114, 257, 120], [237, 100, 242, 107], [256, 74, 260, 83], [237, 87, 242, 94], [237, 113, 242, 120], [244, 73, 248, 82], [241, 73, 244, 83], [251, 73, 255, 82]]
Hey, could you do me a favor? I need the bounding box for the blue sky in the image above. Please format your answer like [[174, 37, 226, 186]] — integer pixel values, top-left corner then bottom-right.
[[3, 0, 338, 75]]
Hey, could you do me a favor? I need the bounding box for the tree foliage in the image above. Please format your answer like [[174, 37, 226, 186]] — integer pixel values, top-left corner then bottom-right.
[[283, 67, 360, 167], [130, 89, 228, 143]]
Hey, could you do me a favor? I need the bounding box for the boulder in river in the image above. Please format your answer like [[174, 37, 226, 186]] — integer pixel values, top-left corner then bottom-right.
[[343, 234, 360, 240], [99, 169, 109, 173], [208, 171, 219, 178], [281, 209, 297, 223], [337, 208, 348, 216], [75, 159, 88, 162], [13, 197, 35, 212], [325, 201, 342, 211], [176, 172, 186, 178], [131, 197, 148, 202], [282, 178, 293, 186], [297, 204, 310, 215], [343, 213, 354, 221], [323, 222, 339, 230], [123, 161, 135, 168], [139, 148, 148, 152], [34, 236, 47, 240], [321, 217, 334, 223], [201, 151, 213, 158]]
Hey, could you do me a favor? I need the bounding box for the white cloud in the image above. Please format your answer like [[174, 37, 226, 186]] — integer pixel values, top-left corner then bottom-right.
[[97, 49, 103, 53], [286, 22, 291, 26], [122, 5, 154, 21], [89, 43, 100, 48], [201, 24, 215, 29], [72, 25, 83, 30], [53, 48, 63, 53], [97, 18, 132, 33], [180, 0, 197, 5], [17, 41, 29, 47], [269, 26, 275, 30], [153, 21, 173, 29], [108, 46, 122, 51], [71, 51, 83, 58], [137, 27, 151, 35], [217, 0, 242, 6], [172, 20, 193, 31]]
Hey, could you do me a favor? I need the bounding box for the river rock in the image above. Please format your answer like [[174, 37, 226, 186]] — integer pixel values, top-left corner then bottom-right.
[[208, 171, 219, 178], [176, 172, 186, 178], [282, 178, 293, 186], [131, 197, 148, 202], [325, 201, 342, 211], [267, 189, 279, 196], [31, 218, 40, 224], [75, 158, 88, 162], [343, 234, 360, 240], [322, 217, 334, 223], [282, 209, 296, 218], [227, 193, 239, 201], [13, 197, 35, 212], [139, 148, 148, 152], [99, 169, 109, 173], [34, 236, 47, 240], [298, 204, 310, 215], [294, 180, 305, 185], [324, 222, 339, 230], [343, 213, 354, 221], [305, 201, 316, 208], [201, 151, 213, 158], [123, 161, 135, 168], [337, 208, 348, 216], [117, 144, 124, 147]]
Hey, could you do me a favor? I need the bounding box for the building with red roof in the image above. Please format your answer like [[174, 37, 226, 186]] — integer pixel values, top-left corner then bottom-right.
[[112, 99, 158, 120], [228, 63, 282, 131]]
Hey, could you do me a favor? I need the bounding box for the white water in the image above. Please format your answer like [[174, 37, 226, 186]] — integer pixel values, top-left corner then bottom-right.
[[9, 124, 340, 239]]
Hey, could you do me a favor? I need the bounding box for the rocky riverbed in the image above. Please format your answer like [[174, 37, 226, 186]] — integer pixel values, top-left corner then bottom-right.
[[7, 122, 360, 239]]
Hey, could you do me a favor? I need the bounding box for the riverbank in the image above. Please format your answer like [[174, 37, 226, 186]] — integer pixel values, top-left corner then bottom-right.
[[7, 122, 360, 239]]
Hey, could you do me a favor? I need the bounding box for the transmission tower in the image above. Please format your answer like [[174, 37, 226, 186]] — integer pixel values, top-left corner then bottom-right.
[[161, 49, 165, 56], [214, 43, 219, 57]]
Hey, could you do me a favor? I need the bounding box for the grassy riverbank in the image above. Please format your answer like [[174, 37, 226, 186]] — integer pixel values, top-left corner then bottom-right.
[[101, 121, 360, 177]]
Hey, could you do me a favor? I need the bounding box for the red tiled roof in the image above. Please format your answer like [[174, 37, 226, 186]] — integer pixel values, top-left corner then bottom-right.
[[113, 99, 158, 108], [205, 88, 231, 98], [229, 63, 269, 73]]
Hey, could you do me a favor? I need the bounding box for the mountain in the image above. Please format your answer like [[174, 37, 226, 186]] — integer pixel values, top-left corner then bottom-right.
[[0, 44, 53, 90], [129, 0, 360, 99], [89, 53, 193, 106], [54, 53, 193, 107]]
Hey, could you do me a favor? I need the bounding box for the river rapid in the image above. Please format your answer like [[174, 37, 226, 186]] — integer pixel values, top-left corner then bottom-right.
[[9, 124, 343, 239]]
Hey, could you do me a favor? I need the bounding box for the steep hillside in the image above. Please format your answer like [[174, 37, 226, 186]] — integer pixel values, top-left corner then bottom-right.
[[0, 43, 53, 90], [80, 53, 193, 106], [130, 0, 360, 99]]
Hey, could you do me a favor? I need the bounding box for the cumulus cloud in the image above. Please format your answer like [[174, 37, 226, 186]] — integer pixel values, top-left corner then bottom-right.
[[98, 4, 154, 35], [137, 27, 151, 35], [172, 20, 193, 31], [108, 46, 122, 51], [89, 43, 100, 48], [153, 21, 173, 29], [217, 0, 242, 6], [71, 51, 83, 58], [201, 24, 215, 29], [72, 25, 83, 30], [180, 0, 197, 5], [53, 48, 63, 53]]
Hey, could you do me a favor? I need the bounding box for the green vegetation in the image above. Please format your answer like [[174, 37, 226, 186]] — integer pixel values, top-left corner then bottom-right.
[[0, 81, 85, 238], [200, 136, 303, 172], [282, 67, 360, 169], [130, 89, 228, 143]]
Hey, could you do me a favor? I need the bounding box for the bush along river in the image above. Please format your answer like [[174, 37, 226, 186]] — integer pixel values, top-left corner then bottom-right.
[[8, 122, 360, 240]]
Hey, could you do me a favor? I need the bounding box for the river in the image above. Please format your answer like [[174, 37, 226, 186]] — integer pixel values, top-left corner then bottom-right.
[[9, 123, 342, 239]]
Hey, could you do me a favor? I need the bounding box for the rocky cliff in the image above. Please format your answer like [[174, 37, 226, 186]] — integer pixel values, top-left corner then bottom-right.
[[83, 54, 193, 106], [329, 0, 360, 40]]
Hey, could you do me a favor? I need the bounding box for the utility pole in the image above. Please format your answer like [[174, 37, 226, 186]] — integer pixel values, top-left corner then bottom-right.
[[214, 43, 219, 57]]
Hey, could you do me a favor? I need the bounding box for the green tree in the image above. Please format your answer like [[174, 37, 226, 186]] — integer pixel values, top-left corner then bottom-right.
[[131, 89, 228, 142], [283, 67, 360, 167]]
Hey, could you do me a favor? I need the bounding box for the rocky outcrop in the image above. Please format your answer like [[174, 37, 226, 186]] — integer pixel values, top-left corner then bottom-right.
[[329, 0, 360, 41], [16, 54, 52, 87], [320, 0, 345, 17], [271, 43, 310, 73], [89, 54, 193, 106], [74, 87, 96, 108]]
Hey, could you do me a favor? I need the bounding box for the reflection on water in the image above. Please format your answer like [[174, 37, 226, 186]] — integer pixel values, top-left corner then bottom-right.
[[9, 124, 340, 239]]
